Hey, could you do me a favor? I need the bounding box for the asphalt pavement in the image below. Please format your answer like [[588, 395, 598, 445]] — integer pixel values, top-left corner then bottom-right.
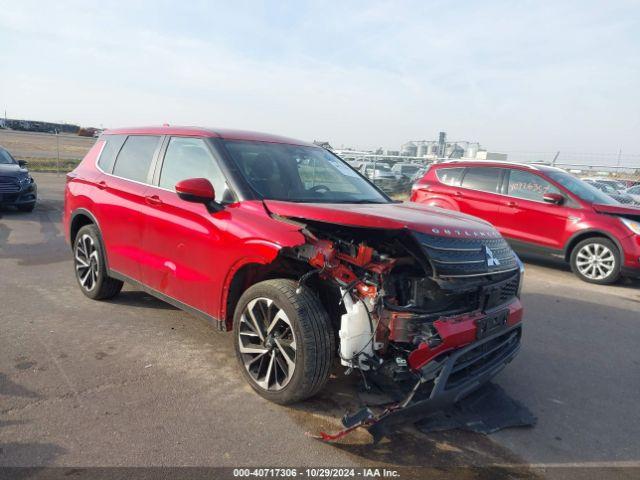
[[1, 173, 639, 478]]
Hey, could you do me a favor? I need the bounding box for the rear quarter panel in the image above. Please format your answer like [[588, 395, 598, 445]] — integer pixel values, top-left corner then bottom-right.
[[410, 170, 461, 211], [64, 140, 105, 244]]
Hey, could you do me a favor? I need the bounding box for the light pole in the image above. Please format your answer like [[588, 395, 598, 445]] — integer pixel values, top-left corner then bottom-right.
[[56, 129, 60, 175]]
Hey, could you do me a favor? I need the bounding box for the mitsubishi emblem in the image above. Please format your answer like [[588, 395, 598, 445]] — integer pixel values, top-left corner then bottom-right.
[[485, 246, 501, 267]]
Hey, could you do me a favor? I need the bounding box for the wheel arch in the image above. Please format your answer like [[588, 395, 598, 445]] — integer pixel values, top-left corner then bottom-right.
[[421, 194, 460, 211], [563, 229, 623, 262], [221, 254, 308, 331], [69, 209, 100, 244], [69, 209, 110, 270]]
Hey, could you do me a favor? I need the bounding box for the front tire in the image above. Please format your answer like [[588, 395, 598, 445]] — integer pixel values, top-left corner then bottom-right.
[[233, 279, 335, 405], [73, 224, 123, 300], [570, 237, 621, 285]]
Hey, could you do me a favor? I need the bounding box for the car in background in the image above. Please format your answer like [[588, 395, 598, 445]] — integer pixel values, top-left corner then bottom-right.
[[582, 177, 628, 193], [583, 179, 637, 205], [391, 162, 421, 180], [411, 160, 640, 284], [625, 185, 640, 204], [620, 179, 640, 189], [0, 146, 37, 212], [360, 162, 400, 191]]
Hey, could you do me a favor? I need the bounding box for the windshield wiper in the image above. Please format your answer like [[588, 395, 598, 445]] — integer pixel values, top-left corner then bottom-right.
[[334, 199, 389, 204]]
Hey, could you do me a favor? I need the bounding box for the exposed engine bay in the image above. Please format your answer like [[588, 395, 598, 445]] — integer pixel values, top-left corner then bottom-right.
[[276, 217, 525, 440]]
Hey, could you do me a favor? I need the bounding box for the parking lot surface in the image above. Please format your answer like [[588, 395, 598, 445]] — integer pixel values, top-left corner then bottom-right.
[[1, 174, 639, 477]]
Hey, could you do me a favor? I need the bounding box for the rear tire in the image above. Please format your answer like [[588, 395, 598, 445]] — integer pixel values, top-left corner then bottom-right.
[[233, 279, 335, 405], [73, 225, 123, 300], [570, 237, 621, 285]]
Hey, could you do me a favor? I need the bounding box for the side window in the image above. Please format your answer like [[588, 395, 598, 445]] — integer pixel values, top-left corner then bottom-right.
[[112, 135, 161, 183], [159, 137, 230, 201], [461, 167, 501, 193], [97, 135, 126, 173], [508, 170, 561, 201], [436, 167, 464, 186]]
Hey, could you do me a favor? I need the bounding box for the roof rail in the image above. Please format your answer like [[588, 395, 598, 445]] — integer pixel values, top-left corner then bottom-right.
[[440, 159, 539, 170]]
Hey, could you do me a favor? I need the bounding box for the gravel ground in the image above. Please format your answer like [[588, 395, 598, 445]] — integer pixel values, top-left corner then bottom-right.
[[1, 173, 638, 479]]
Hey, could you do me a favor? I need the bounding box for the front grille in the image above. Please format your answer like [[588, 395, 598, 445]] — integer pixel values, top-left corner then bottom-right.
[[445, 326, 521, 391], [414, 232, 518, 278], [0, 177, 20, 193], [483, 273, 520, 310], [498, 276, 519, 302]]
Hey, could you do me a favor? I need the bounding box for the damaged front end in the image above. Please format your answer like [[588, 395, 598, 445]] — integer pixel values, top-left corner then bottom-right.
[[281, 218, 525, 441]]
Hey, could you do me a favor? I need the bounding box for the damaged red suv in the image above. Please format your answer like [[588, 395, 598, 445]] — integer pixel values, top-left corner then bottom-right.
[[64, 127, 523, 432]]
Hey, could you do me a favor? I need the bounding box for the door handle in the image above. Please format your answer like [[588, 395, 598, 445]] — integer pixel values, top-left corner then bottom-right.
[[145, 195, 163, 206], [97, 180, 107, 190], [454, 191, 464, 197], [505, 201, 518, 207]]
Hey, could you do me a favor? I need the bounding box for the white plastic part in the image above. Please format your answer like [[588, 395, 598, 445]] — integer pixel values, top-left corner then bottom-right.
[[339, 289, 376, 370]]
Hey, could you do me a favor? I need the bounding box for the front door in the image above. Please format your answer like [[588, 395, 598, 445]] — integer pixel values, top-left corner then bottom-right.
[[141, 136, 234, 316], [498, 169, 569, 250]]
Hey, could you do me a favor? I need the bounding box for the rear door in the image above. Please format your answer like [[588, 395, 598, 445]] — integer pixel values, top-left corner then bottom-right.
[[456, 167, 505, 226], [498, 168, 569, 249], [140, 136, 234, 316], [95, 135, 162, 281]]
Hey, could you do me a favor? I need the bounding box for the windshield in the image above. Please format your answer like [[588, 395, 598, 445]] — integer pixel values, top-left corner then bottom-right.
[[223, 140, 389, 203], [0, 148, 16, 165], [546, 171, 619, 205]]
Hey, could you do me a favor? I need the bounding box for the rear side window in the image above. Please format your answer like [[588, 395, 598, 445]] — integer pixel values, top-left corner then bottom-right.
[[112, 136, 161, 183], [461, 167, 501, 193], [159, 137, 230, 201], [436, 167, 464, 186], [97, 135, 126, 173], [507, 170, 561, 201]]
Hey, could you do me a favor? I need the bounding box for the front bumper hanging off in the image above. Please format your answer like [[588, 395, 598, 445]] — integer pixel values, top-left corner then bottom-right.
[[314, 323, 522, 443]]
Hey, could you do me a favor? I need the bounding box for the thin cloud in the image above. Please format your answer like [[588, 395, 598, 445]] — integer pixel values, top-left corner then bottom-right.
[[0, 0, 638, 152]]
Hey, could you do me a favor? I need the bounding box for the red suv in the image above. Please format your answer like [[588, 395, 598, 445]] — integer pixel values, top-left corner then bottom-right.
[[411, 161, 640, 284], [64, 127, 524, 425]]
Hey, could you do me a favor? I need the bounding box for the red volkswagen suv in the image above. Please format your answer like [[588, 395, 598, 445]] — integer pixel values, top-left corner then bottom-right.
[[64, 127, 524, 431], [411, 161, 640, 284]]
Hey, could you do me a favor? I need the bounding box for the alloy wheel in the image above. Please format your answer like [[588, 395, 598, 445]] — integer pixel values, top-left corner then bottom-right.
[[575, 243, 615, 280], [238, 297, 297, 391], [75, 234, 99, 291]]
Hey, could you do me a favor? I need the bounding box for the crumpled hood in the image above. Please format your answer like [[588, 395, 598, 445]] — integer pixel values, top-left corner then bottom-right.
[[263, 200, 501, 238], [592, 203, 640, 220]]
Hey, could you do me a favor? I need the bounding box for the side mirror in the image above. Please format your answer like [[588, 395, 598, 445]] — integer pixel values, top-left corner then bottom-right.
[[543, 193, 564, 205], [18, 160, 28, 168], [175, 178, 223, 212]]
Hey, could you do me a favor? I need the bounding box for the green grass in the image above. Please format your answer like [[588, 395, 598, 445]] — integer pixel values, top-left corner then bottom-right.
[[18, 157, 81, 173]]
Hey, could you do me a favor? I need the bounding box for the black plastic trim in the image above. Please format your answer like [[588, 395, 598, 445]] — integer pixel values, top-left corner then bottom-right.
[[368, 323, 522, 439], [506, 237, 564, 258], [107, 269, 225, 331], [69, 208, 110, 270]]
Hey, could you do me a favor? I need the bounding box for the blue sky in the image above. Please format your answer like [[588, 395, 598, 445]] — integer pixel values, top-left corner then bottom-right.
[[0, 0, 638, 152]]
